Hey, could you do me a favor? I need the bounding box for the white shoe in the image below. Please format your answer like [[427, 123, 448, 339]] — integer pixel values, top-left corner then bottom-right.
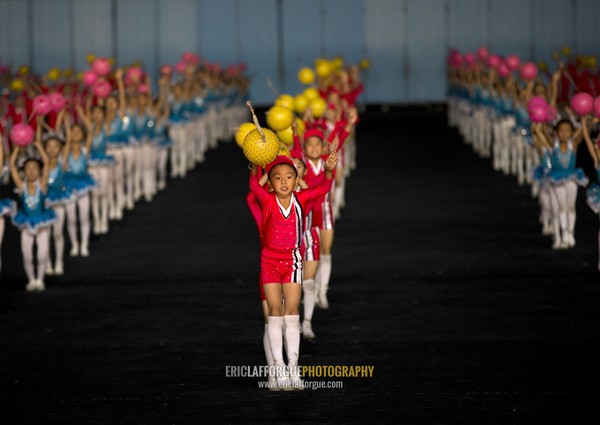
[[317, 283, 329, 309], [266, 369, 281, 392], [302, 319, 316, 341], [70, 242, 79, 257], [93, 220, 101, 235], [115, 208, 123, 221], [101, 221, 109, 234], [157, 181, 166, 190], [80, 243, 90, 257], [54, 261, 64, 276], [25, 280, 37, 292], [274, 363, 293, 391], [46, 262, 54, 276], [126, 198, 134, 210], [288, 362, 304, 391], [35, 280, 45, 292]]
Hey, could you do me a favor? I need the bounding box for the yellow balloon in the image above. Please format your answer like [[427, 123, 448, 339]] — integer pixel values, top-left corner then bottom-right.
[[243, 128, 280, 167], [303, 87, 319, 101], [109, 57, 116, 66], [10, 79, 24, 91], [309, 97, 327, 118], [63, 68, 73, 78], [279, 143, 291, 157], [86, 53, 96, 64], [132, 60, 142, 68], [589, 56, 597, 68], [266, 105, 294, 132], [48, 67, 61, 80], [275, 94, 295, 110], [18, 64, 29, 75], [235, 122, 257, 148], [537, 60, 548, 73], [315, 60, 332, 79], [332, 56, 344, 70], [551, 51, 560, 61], [295, 118, 306, 138], [562, 45, 571, 56], [298, 67, 315, 85], [359, 58, 371, 69], [294, 93, 309, 114], [276, 126, 294, 146], [76, 71, 84, 81]]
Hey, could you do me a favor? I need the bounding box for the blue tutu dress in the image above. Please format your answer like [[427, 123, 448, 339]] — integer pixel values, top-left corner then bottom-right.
[[11, 182, 57, 235], [45, 160, 76, 207], [154, 121, 172, 150], [131, 111, 156, 144], [63, 150, 96, 196], [532, 147, 553, 186], [586, 167, 600, 214], [547, 141, 588, 186], [88, 128, 116, 167], [107, 114, 130, 148]]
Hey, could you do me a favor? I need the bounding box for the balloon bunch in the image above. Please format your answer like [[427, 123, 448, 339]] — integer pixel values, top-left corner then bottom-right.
[[447, 47, 539, 82]]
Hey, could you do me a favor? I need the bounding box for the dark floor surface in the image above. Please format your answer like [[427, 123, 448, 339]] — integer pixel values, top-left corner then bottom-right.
[[1, 106, 599, 424]]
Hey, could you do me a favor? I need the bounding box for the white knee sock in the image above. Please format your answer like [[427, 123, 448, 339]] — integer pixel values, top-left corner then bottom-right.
[[319, 254, 332, 290], [79, 196, 91, 247], [284, 315, 300, 364], [302, 279, 316, 321], [263, 324, 274, 367], [21, 231, 35, 282], [36, 230, 49, 282], [566, 182, 577, 235], [267, 316, 285, 365], [52, 207, 65, 265]]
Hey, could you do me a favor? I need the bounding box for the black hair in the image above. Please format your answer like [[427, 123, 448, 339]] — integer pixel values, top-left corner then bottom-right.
[[43, 133, 65, 146], [554, 118, 575, 132], [22, 157, 42, 170]]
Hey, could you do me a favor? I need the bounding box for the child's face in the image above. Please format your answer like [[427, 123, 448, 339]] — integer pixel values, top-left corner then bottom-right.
[[304, 137, 324, 160], [269, 164, 298, 198], [106, 97, 118, 112], [556, 122, 573, 143], [46, 139, 62, 158], [24, 161, 40, 182], [293, 159, 306, 178], [71, 125, 84, 144], [534, 83, 546, 97], [92, 107, 104, 124]]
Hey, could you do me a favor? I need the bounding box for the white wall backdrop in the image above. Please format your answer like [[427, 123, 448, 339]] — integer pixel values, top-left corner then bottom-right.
[[1, 0, 598, 106]]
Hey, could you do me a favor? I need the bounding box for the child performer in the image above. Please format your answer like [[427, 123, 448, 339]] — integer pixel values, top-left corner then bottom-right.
[[10, 139, 57, 291], [0, 135, 16, 276], [43, 128, 75, 275], [580, 116, 600, 269], [249, 147, 338, 391], [63, 112, 96, 257], [534, 118, 587, 249]]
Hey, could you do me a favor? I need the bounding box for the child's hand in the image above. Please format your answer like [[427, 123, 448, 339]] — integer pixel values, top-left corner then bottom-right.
[[325, 151, 338, 171], [115, 68, 123, 80], [348, 107, 358, 126]]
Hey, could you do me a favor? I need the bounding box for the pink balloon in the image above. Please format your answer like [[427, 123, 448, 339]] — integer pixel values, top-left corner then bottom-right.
[[570, 92, 594, 116], [188, 54, 200, 65], [176, 60, 188, 74], [92, 58, 111, 76], [33, 95, 52, 115], [487, 54, 501, 68], [497, 62, 510, 77], [182, 52, 194, 63], [529, 104, 548, 123], [477, 46, 489, 60], [160, 64, 172, 75], [93, 80, 112, 98], [138, 83, 149, 94], [464, 53, 476, 64], [505, 55, 521, 71], [82, 70, 98, 87], [10, 123, 34, 146], [126, 66, 143, 85], [520, 62, 538, 80], [594, 96, 600, 118], [49, 92, 67, 112], [528, 96, 548, 112]]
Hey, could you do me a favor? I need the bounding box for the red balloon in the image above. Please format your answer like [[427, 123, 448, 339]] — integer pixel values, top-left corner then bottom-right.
[[505, 55, 521, 71], [49, 92, 67, 112], [520, 62, 538, 80], [160, 64, 172, 75], [93, 80, 112, 98], [33, 95, 52, 115], [529, 104, 548, 123], [527, 96, 548, 112], [497, 62, 510, 78], [82, 70, 98, 87], [10, 123, 34, 146], [487, 54, 501, 68], [570, 92, 594, 116], [126, 66, 143, 85], [477, 46, 489, 60], [176, 60, 187, 74], [92, 58, 111, 76]]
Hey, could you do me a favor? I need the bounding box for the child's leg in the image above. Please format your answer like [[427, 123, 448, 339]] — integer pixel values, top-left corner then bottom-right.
[[21, 230, 36, 288], [35, 228, 50, 287], [565, 181, 578, 246], [317, 228, 334, 309], [52, 206, 66, 274], [550, 185, 565, 249], [122, 146, 136, 209], [66, 201, 79, 256], [157, 147, 168, 190], [283, 283, 303, 389], [79, 195, 91, 256]]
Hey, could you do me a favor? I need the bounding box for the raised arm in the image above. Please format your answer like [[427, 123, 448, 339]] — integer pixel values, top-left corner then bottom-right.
[[9, 147, 23, 191], [115, 68, 127, 117], [581, 116, 599, 165], [33, 139, 49, 193]]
